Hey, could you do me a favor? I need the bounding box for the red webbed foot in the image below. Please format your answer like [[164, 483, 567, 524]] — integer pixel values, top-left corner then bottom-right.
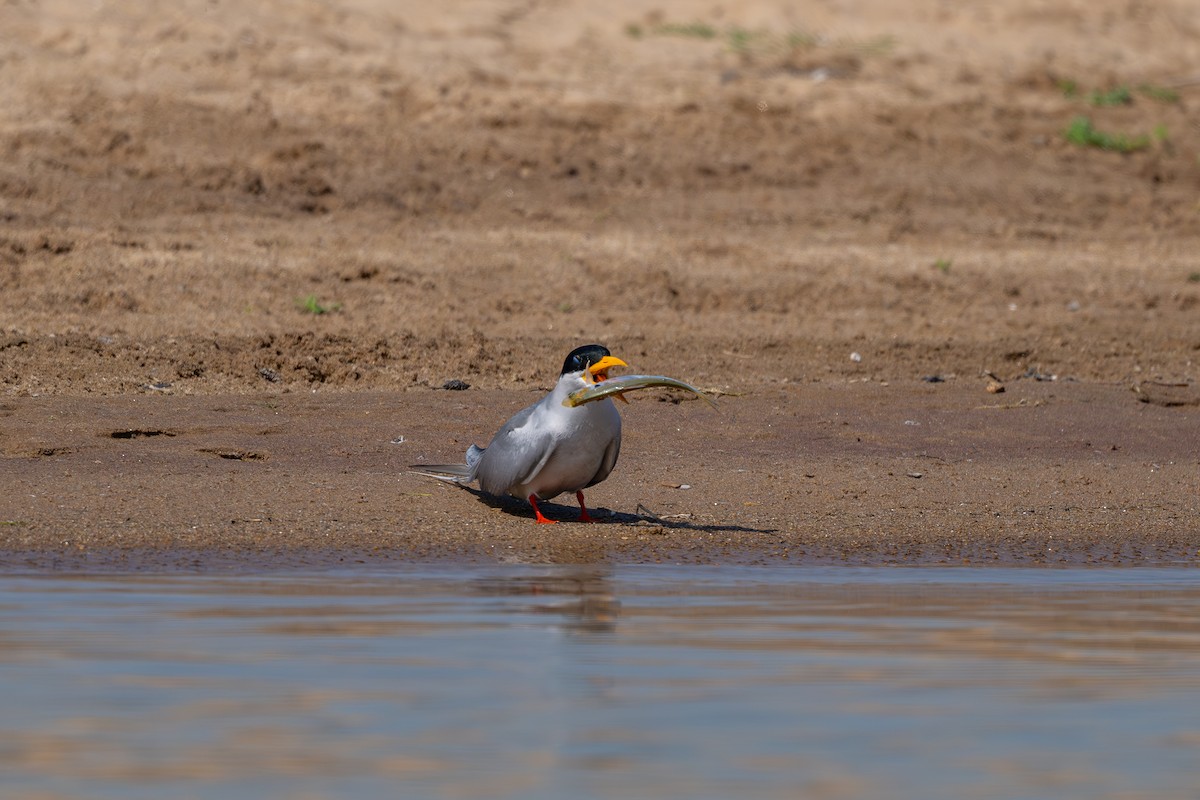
[[529, 494, 557, 524]]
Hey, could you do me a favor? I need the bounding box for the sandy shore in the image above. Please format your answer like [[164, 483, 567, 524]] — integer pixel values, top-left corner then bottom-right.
[[2, 1, 1198, 568], [2, 380, 1197, 568]]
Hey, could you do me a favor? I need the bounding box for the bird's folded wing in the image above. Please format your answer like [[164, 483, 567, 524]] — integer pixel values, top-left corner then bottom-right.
[[474, 409, 558, 497]]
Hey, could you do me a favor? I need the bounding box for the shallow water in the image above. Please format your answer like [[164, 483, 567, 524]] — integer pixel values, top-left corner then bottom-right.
[[2, 566, 1199, 800]]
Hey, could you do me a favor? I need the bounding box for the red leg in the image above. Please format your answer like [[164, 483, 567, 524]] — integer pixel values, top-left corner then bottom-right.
[[576, 491, 595, 523], [528, 494, 557, 524]]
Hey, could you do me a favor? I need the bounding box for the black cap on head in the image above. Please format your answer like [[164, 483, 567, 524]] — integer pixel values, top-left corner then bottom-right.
[[561, 343, 611, 376]]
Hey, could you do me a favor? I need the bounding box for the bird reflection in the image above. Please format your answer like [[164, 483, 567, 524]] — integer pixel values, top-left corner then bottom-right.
[[473, 568, 620, 633]]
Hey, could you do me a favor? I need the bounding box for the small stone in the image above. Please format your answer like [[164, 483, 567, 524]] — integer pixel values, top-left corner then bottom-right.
[[850, 352, 862, 363], [442, 379, 471, 391], [986, 380, 1005, 394]]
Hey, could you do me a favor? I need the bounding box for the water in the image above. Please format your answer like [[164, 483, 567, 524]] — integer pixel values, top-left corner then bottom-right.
[[2, 566, 1199, 800]]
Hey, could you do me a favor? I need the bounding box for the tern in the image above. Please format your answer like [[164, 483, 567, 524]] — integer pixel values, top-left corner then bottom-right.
[[412, 344, 628, 524]]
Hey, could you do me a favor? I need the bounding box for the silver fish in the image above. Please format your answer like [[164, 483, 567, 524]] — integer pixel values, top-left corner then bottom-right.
[[564, 374, 718, 409]]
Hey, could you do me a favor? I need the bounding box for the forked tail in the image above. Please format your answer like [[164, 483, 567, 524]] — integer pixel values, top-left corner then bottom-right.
[[409, 445, 484, 484]]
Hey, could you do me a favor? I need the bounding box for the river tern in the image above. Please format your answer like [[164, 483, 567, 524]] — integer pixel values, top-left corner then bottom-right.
[[412, 344, 628, 523]]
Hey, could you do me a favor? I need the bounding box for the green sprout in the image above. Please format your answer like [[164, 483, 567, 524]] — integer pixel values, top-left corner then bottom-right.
[[1064, 116, 1151, 153], [726, 26, 768, 55], [1137, 84, 1180, 103], [296, 294, 341, 315], [653, 21, 718, 39], [625, 20, 893, 62], [1088, 86, 1132, 107], [786, 30, 821, 49]]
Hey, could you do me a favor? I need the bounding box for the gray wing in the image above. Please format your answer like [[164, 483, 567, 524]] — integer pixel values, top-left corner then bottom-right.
[[474, 404, 557, 497]]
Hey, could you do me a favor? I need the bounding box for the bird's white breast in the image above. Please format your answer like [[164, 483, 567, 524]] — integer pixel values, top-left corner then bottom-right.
[[520, 398, 620, 499]]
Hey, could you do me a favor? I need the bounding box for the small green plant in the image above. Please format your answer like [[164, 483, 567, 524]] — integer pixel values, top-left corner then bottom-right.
[[1088, 85, 1132, 107], [1064, 116, 1151, 153], [786, 30, 821, 49], [1137, 84, 1180, 103], [1058, 79, 1079, 98], [653, 21, 718, 39], [933, 258, 953, 274], [1187, 272, 1200, 283], [296, 294, 340, 314], [625, 19, 892, 62], [852, 34, 897, 56], [726, 26, 768, 55]]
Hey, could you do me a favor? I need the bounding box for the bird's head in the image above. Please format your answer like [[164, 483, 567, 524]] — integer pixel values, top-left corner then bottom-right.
[[561, 344, 627, 385]]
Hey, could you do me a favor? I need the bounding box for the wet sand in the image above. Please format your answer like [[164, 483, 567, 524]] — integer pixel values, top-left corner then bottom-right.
[[2, 1, 1198, 567], [2, 381, 1196, 568]]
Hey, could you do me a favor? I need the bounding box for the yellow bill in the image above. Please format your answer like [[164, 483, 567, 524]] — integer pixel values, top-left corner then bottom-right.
[[586, 355, 628, 384], [564, 374, 718, 409]]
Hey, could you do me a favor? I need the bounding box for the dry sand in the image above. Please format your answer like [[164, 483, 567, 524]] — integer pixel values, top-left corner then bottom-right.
[[1, 0, 1198, 567]]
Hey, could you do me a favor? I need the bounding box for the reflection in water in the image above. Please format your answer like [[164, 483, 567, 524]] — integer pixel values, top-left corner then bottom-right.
[[474, 569, 621, 633], [1, 566, 1199, 800]]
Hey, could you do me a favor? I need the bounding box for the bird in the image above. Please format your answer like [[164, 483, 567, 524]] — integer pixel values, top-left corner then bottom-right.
[[412, 344, 628, 524]]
